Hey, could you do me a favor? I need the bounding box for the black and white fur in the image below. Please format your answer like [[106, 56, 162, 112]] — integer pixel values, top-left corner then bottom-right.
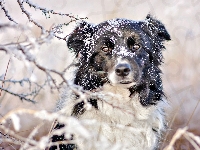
[[50, 14, 170, 150]]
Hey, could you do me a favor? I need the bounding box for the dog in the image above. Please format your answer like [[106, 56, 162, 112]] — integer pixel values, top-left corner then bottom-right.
[[50, 14, 170, 150]]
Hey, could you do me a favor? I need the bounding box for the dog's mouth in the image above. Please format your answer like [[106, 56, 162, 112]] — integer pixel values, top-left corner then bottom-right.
[[119, 81, 133, 84], [118, 80, 137, 87]]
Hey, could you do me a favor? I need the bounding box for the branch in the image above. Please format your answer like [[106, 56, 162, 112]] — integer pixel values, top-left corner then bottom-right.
[[0, 58, 10, 96], [0, 76, 48, 103], [22, 0, 87, 20], [16, 0, 87, 39], [0, 77, 41, 88], [0, 0, 18, 24], [0, 86, 36, 103], [17, 0, 45, 33]]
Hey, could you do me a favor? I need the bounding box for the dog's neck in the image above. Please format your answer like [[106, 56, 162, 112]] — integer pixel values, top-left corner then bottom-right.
[[99, 83, 133, 103]]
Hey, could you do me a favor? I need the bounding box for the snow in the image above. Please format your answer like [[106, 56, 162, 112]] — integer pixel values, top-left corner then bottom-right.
[[10, 114, 20, 131]]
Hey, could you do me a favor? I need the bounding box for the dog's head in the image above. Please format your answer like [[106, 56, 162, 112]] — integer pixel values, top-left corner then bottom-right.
[[67, 14, 170, 95]]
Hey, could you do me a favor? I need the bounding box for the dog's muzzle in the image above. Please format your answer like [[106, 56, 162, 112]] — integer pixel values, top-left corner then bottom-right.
[[107, 58, 138, 86]]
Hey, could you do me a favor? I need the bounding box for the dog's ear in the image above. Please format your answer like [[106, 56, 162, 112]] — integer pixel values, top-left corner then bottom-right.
[[141, 14, 171, 41], [67, 21, 94, 57]]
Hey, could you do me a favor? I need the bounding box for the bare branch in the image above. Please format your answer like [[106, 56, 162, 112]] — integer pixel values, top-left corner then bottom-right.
[[17, 0, 45, 33], [0, 0, 18, 24], [0, 86, 36, 103], [15, 0, 87, 39], [0, 77, 42, 88], [22, 0, 87, 20], [0, 58, 10, 96], [0, 130, 24, 146]]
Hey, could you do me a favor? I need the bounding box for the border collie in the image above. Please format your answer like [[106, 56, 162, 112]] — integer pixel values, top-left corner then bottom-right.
[[50, 14, 170, 150]]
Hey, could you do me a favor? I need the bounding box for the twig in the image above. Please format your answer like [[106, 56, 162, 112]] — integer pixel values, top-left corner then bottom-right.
[[0, 86, 36, 103], [163, 127, 188, 150], [20, 123, 44, 150], [0, 0, 18, 24], [186, 132, 200, 149], [0, 125, 37, 147], [0, 77, 42, 88], [186, 98, 200, 126], [22, 0, 87, 20], [0, 58, 10, 96], [183, 133, 200, 150], [0, 131, 24, 146], [0, 76, 48, 103], [16, 0, 87, 38], [17, 0, 45, 33]]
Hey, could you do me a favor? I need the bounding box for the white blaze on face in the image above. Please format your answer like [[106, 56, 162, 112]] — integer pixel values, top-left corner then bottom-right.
[[108, 57, 136, 88], [114, 46, 135, 57], [115, 47, 128, 56]]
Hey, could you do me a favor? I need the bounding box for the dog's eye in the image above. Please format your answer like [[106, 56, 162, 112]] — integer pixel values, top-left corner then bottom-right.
[[102, 46, 110, 52], [127, 37, 140, 51], [133, 44, 140, 50], [130, 44, 140, 50], [101, 38, 114, 53]]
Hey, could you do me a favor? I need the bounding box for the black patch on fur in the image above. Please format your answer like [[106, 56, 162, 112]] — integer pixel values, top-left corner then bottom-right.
[[72, 101, 85, 116], [72, 99, 98, 116], [50, 124, 77, 150], [49, 143, 76, 150]]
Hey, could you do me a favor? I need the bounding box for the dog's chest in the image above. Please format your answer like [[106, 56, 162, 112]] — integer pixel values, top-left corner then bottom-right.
[[82, 84, 155, 125], [79, 84, 158, 149]]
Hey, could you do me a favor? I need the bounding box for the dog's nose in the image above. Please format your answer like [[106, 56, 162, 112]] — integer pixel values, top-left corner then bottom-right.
[[115, 64, 131, 76]]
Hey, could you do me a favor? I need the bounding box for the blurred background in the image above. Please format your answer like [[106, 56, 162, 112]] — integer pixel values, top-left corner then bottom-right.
[[0, 0, 200, 149]]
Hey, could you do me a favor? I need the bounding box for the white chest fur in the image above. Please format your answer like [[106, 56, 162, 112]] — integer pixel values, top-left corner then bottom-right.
[[75, 84, 165, 150]]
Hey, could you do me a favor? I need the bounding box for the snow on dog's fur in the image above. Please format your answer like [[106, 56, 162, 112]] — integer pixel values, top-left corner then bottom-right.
[[50, 14, 170, 150]]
